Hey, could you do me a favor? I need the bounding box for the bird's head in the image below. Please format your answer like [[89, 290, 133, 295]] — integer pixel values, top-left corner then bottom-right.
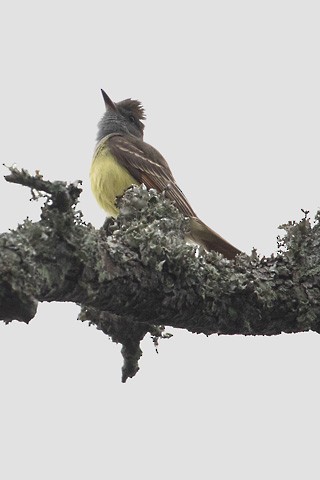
[[97, 89, 145, 142]]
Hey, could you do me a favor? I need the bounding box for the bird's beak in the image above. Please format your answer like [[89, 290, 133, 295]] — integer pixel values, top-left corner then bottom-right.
[[101, 89, 117, 111]]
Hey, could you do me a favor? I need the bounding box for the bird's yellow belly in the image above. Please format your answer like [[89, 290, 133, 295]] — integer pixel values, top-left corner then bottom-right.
[[90, 144, 137, 216]]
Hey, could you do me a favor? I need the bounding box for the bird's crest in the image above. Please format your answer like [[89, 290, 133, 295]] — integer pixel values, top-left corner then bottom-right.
[[117, 98, 146, 121]]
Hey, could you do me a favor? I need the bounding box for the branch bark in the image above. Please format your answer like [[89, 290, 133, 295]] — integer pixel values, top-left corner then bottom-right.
[[2, 166, 320, 380]]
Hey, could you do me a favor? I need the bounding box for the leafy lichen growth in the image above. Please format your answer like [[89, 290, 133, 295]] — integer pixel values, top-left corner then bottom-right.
[[3, 168, 320, 381]]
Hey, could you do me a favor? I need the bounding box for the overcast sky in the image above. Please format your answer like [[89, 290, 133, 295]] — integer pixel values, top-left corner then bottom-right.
[[1, 1, 320, 478]]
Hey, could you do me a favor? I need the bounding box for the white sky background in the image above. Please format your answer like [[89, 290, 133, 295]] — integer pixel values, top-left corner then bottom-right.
[[0, 1, 320, 478]]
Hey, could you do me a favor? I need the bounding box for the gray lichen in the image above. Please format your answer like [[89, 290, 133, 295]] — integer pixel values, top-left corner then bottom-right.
[[2, 166, 320, 381]]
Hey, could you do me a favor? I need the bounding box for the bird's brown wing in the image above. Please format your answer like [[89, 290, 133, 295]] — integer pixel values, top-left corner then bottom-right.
[[108, 134, 241, 259], [108, 134, 196, 217]]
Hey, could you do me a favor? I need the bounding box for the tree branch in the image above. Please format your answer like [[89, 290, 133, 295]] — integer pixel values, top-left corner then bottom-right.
[[2, 166, 320, 380]]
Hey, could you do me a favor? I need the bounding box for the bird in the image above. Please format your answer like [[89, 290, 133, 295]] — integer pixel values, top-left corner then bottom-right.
[[90, 89, 241, 259]]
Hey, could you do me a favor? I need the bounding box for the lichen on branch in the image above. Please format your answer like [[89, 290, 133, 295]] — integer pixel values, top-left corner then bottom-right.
[[1, 166, 320, 381]]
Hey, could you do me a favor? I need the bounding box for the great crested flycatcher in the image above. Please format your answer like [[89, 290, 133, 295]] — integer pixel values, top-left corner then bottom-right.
[[90, 89, 241, 259]]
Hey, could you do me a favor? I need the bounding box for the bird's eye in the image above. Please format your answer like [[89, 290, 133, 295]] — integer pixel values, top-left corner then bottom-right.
[[129, 115, 136, 124]]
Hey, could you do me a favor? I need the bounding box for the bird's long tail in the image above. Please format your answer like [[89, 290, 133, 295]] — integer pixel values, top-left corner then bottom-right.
[[189, 217, 241, 259]]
